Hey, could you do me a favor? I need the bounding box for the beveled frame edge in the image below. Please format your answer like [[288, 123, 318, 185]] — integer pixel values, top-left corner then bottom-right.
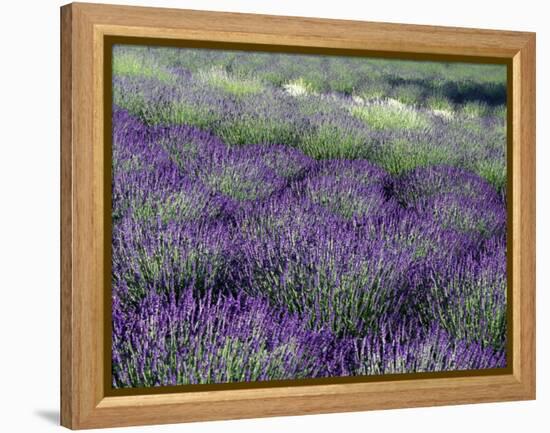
[[60, 2, 536, 429]]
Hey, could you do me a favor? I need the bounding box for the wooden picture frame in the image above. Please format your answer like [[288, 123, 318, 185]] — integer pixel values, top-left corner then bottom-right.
[[60, 2, 536, 429]]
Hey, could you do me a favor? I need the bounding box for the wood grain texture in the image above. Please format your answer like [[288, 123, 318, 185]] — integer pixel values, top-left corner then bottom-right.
[[515, 35, 536, 395], [60, 4, 73, 429], [60, 2, 536, 429]]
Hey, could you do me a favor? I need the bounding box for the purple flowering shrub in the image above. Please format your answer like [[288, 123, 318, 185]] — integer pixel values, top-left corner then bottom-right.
[[424, 236, 507, 351], [111, 46, 507, 388], [339, 322, 506, 376], [393, 165, 503, 207], [417, 193, 506, 241], [112, 218, 235, 304], [232, 193, 414, 338], [200, 151, 285, 202], [296, 175, 393, 220], [315, 158, 391, 188], [242, 144, 316, 181], [112, 287, 342, 387]]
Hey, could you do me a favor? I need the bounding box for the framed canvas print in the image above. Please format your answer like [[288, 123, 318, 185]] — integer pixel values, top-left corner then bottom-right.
[[60, 2, 536, 429]]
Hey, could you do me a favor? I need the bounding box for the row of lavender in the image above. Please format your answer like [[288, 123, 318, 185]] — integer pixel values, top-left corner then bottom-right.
[[112, 110, 506, 388], [113, 50, 507, 198]]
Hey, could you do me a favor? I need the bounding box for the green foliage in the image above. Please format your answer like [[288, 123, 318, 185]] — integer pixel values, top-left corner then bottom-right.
[[329, 70, 361, 95], [462, 101, 490, 118], [372, 139, 450, 175], [306, 187, 381, 220], [429, 269, 507, 351], [216, 117, 301, 147], [113, 45, 506, 106], [113, 88, 218, 128], [198, 67, 264, 97], [132, 193, 204, 225], [491, 104, 507, 120], [350, 103, 430, 131], [391, 84, 425, 105], [283, 78, 317, 96], [426, 95, 454, 112], [300, 124, 371, 160], [475, 159, 507, 197], [356, 82, 392, 101], [205, 168, 260, 201], [160, 103, 219, 128], [113, 53, 173, 82], [433, 202, 490, 236]]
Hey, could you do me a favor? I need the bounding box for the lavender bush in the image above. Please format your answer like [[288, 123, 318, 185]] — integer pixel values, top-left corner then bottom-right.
[[111, 45, 507, 388]]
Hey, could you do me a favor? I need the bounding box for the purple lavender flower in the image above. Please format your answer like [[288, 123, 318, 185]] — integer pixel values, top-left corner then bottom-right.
[[415, 192, 506, 240], [110, 46, 508, 387], [239, 144, 316, 181], [393, 164, 503, 207], [338, 322, 506, 376], [199, 150, 286, 202], [231, 191, 414, 338], [422, 234, 507, 351], [112, 287, 341, 387], [294, 174, 393, 221], [314, 158, 391, 188]]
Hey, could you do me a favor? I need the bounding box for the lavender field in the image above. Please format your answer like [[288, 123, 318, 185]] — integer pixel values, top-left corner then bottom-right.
[[111, 45, 508, 388]]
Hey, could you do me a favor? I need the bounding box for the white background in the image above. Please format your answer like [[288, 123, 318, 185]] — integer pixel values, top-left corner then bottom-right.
[[0, 0, 546, 431]]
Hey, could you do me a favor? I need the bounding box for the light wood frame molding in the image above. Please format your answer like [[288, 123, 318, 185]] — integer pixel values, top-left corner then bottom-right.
[[60, 2, 536, 429]]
